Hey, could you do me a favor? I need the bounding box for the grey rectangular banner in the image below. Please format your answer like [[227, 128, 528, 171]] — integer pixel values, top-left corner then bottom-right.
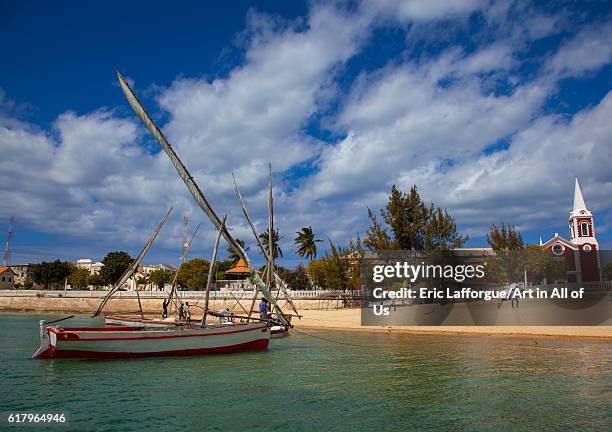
[[360, 250, 611, 326]]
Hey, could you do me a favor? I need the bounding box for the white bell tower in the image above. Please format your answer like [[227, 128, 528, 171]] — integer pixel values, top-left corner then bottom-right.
[[568, 178, 598, 250]]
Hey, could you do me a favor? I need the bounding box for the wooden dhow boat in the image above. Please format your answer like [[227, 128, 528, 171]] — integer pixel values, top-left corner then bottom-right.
[[33, 213, 272, 359], [32, 321, 269, 359], [33, 70, 298, 359]]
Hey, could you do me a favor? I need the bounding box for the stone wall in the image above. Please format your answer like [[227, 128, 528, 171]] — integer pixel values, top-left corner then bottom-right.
[[0, 290, 355, 315]]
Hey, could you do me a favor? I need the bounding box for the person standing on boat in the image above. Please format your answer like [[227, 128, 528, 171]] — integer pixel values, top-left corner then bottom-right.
[[162, 299, 168, 318], [259, 298, 269, 321], [178, 302, 184, 320], [185, 302, 191, 324]]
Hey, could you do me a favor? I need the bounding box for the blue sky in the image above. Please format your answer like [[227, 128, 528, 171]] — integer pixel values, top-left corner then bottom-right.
[[1, 0, 611, 267]]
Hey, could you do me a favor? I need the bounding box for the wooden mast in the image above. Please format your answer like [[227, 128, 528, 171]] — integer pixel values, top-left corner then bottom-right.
[[92, 207, 173, 317], [167, 223, 201, 312], [248, 166, 275, 320], [135, 288, 144, 319], [116, 70, 290, 327], [201, 215, 226, 327], [232, 173, 300, 318], [267, 164, 278, 303]]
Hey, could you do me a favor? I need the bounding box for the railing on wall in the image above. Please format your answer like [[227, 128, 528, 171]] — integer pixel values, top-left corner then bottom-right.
[[0, 288, 363, 300]]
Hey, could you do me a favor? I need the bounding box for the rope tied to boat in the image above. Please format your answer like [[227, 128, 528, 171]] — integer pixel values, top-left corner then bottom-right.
[[288, 328, 375, 348]]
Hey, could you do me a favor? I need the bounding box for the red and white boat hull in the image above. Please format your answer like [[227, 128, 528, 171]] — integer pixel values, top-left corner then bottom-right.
[[33, 320, 269, 359]]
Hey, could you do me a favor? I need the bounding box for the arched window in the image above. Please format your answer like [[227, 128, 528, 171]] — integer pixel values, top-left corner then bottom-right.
[[580, 222, 589, 237]]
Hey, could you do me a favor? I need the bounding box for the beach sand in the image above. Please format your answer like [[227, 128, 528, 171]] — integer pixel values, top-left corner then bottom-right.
[[295, 308, 612, 340]]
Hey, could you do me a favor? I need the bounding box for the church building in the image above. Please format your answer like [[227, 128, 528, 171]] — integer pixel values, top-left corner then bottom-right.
[[541, 179, 601, 283]]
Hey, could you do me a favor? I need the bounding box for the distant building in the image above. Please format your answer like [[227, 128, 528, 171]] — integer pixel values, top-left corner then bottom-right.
[[541, 179, 601, 283], [0, 266, 17, 289], [8, 263, 35, 285], [222, 258, 253, 290], [76, 259, 103, 275], [137, 263, 177, 275], [128, 264, 177, 291]]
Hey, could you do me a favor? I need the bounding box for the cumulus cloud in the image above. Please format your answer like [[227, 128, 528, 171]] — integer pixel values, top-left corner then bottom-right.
[[1, 0, 611, 265], [546, 23, 612, 78], [0, 2, 371, 262], [366, 0, 485, 22], [298, 52, 549, 203]]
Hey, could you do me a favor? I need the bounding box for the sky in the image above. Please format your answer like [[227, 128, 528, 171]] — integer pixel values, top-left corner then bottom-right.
[[1, 0, 611, 267]]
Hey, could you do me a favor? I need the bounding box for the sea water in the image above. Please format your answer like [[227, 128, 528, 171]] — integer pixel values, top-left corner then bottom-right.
[[1, 314, 610, 431]]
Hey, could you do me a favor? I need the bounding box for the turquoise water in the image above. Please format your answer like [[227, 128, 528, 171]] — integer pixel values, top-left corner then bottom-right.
[[1, 314, 610, 432]]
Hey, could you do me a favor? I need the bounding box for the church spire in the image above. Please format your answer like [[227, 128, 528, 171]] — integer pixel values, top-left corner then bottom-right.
[[568, 177, 596, 247], [573, 177, 587, 213]]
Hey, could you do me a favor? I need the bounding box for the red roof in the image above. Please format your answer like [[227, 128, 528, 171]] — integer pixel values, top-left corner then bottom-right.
[[0, 266, 15, 274], [225, 258, 252, 274]]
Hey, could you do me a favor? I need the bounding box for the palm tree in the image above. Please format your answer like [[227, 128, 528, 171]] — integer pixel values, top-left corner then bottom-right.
[[226, 239, 248, 263], [294, 226, 322, 261], [259, 229, 283, 259]]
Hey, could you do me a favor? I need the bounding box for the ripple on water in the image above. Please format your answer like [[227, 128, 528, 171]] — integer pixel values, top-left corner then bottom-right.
[[1, 314, 610, 432]]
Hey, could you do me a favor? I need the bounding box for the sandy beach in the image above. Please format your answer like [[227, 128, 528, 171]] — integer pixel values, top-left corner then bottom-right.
[[295, 308, 612, 340]]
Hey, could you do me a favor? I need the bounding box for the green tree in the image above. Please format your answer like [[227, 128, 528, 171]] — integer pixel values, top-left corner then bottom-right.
[[486, 223, 524, 251], [176, 258, 210, 290], [307, 258, 327, 289], [522, 245, 566, 283], [215, 259, 236, 281], [135, 274, 150, 290], [284, 265, 310, 290], [364, 208, 393, 251], [306, 237, 362, 290], [69, 267, 90, 289], [226, 239, 248, 263], [382, 185, 429, 250], [32, 260, 72, 289], [424, 206, 469, 252], [149, 269, 171, 290], [100, 251, 133, 286], [88, 273, 106, 290], [364, 185, 467, 253], [259, 229, 283, 259], [295, 226, 322, 261]]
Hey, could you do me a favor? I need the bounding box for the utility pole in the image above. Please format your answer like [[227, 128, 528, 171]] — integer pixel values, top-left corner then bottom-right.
[[3, 216, 14, 267]]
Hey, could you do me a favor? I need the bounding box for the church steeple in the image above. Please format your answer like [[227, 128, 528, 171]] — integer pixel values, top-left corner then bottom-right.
[[568, 178, 597, 248], [572, 177, 588, 214]]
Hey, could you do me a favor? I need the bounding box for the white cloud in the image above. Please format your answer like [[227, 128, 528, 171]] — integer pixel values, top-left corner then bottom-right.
[[1, 1, 611, 265], [298, 53, 549, 203], [0, 3, 371, 262], [366, 0, 485, 22], [157, 3, 367, 179], [547, 23, 612, 78], [396, 91, 612, 230], [458, 43, 516, 75]]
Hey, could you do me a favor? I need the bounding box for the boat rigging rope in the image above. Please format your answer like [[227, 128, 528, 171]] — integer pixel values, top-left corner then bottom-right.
[[45, 315, 75, 325], [288, 328, 375, 348]]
